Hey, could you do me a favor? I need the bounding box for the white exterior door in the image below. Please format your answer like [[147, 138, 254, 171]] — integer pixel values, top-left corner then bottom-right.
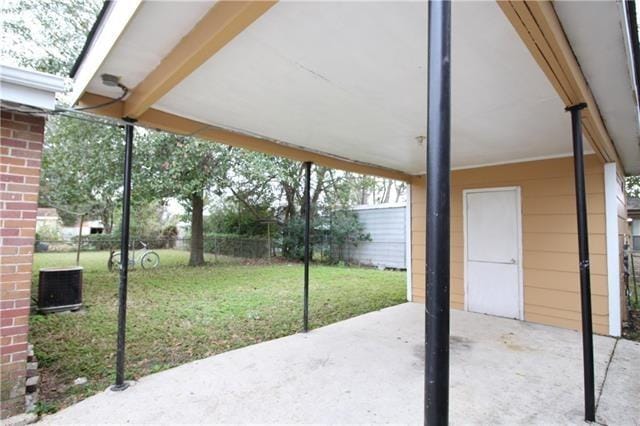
[[464, 188, 522, 319]]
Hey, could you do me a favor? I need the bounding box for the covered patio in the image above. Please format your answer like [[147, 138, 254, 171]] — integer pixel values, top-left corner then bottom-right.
[[62, 0, 640, 423], [41, 303, 639, 424]]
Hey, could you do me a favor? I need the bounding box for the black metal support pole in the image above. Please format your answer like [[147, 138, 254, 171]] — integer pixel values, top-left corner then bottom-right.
[[566, 102, 595, 422], [112, 119, 135, 391], [303, 161, 312, 332], [425, 1, 451, 424]]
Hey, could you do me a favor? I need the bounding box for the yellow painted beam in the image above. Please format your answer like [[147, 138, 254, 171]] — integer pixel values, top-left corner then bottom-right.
[[498, 0, 622, 167], [80, 93, 413, 182], [123, 1, 277, 119]]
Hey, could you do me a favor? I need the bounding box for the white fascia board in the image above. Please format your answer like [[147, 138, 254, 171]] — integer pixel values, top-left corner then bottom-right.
[[604, 162, 622, 337], [0, 64, 65, 110], [69, 0, 143, 105], [618, 1, 640, 131]]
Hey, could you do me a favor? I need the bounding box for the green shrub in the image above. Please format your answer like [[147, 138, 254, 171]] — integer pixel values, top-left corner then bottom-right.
[[280, 210, 370, 263]]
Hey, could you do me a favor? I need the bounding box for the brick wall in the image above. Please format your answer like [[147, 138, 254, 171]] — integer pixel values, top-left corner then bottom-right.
[[0, 110, 44, 419]]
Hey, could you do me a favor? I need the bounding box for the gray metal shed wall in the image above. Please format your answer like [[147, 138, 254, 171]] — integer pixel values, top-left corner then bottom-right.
[[348, 206, 406, 268]]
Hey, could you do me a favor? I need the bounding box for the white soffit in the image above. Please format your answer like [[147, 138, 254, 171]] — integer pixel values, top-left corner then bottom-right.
[[153, 1, 582, 174], [85, 1, 215, 100], [83, 1, 591, 175], [555, 0, 640, 175]]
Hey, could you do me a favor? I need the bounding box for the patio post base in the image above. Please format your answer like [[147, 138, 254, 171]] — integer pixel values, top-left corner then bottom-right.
[[110, 382, 130, 392]]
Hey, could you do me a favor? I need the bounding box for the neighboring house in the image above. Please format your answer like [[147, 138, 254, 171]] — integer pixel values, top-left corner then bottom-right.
[[35, 207, 61, 236], [627, 197, 640, 250], [348, 203, 407, 269], [61, 218, 104, 240], [36, 208, 105, 241]]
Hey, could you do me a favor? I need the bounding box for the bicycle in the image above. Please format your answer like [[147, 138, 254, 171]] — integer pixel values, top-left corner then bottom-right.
[[108, 241, 160, 271]]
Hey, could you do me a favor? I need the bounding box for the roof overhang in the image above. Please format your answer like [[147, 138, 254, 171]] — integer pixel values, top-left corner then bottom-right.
[[70, 1, 640, 178], [554, 0, 640, 174], [1, 64, 65, 110]]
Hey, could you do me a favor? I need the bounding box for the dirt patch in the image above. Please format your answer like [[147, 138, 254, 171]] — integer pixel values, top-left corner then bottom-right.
[[622, 253, 639, 341], [500, 332, 536, 352], [450, 335, 473, 351], [622, 309, 640, 342]]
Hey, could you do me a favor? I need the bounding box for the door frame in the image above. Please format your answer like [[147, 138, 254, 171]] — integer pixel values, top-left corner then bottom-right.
[[463, 186, 524, 320]]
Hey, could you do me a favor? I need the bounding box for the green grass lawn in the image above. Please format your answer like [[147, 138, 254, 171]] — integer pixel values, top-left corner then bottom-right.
[[30, 250, 406, 411]]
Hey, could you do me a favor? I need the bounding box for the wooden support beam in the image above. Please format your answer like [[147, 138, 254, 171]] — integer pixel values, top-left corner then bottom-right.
[[80, 93, 412, 182], [123, 1, 277, 119], [498, 0, 622, 166]]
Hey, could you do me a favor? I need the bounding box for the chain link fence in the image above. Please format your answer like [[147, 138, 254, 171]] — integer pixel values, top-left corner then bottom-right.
[[627, 249, 640, 310], [35, 236, 272, 259], [35, 234, 406, 268]]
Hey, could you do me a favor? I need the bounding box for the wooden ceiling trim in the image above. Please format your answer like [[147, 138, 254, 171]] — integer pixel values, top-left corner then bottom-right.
[[499, 0, 622, 166]]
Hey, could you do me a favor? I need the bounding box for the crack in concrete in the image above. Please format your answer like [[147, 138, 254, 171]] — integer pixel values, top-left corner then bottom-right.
[[594, 337, 619, 423]]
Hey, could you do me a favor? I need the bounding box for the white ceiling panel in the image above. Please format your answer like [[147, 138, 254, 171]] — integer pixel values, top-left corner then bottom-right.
[[555, 0, 640, 174], [78, 1, 611, 175], [153, 1, 581, 174], [86, 1, 215, 99]]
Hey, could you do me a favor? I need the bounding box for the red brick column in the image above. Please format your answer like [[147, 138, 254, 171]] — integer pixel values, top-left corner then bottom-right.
[[0, 110, 44, 419]]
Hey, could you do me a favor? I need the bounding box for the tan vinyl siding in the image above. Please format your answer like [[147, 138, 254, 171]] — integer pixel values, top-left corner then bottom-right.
[[410, 155, 609, 334]]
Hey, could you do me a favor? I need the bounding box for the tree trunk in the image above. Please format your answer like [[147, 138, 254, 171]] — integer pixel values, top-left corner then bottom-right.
[[310, 168, 325, 217], [101, 208, 113, 234], [282, 181, 297, 222], [395, 181, 406, 203], [382, 179, 392, 203], [76, 214, 84, 266], [360, 183, 368, 205], [189, 193, 205, 266]]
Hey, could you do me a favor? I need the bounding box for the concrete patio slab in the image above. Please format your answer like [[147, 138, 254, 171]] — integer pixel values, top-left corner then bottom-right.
[[41, 303, 634, 424], [596, 338, 640, 425]]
